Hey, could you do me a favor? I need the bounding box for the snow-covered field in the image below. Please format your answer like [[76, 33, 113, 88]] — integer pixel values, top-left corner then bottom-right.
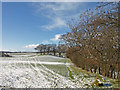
[[0, 53, 117, 88]]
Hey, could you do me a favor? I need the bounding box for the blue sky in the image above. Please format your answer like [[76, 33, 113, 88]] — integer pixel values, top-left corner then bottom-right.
[[2, 2, 98, 52]]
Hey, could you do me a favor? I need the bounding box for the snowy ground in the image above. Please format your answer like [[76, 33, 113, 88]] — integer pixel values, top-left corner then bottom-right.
[[0, 53, 118, 88]]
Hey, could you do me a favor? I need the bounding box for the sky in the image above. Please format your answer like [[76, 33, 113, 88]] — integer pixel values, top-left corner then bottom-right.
[[2, 2, 98, 52]]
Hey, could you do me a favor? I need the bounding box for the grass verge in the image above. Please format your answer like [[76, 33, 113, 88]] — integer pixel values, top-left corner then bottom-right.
[[43, 64, 67, 76]]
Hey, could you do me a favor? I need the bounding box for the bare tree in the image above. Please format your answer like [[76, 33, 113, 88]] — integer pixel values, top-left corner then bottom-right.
[[60, 2, 119, 78]]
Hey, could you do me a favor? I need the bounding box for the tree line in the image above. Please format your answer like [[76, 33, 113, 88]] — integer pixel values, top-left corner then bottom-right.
[[59, 2, 119, 79], [34, 44, 67, 57]]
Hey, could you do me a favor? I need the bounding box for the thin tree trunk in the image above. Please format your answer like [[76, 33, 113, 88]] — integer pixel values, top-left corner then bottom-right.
[[113, 71, 116, 79], [107, 71, 110, 77], [44, 49, 45, 55], [91, 67, 93, 73], [47, 48, 50, 55], [110, 69, 114, 78], [94, 67, 97, 73], [54, 51, 56, 56], [98, 67, 101, 74], [40, 51, 42, 55], [59, 52, 61, 57]]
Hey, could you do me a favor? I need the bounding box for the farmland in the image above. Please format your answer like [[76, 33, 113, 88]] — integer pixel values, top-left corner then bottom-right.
[[0, 53, 118, 88]]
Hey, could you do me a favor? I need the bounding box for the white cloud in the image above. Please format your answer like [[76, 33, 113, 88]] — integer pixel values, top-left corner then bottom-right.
[[34, 2, 81, 14], [1, 49, 10, 51], [50, 34, 61, 41], [24, 44, 39, 49], [41, 40, 50, 44], [42, 17, 66, 30], [32, 3, 82, 30], [1, 47, 18, 52]]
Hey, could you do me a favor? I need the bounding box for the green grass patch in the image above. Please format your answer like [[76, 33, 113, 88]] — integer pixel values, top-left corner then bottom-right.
[[67, 67, 74, 79], [39, 58, 71, 63], [65, 58, 72, 63], [70, 65, 90, 76], [43, 64, 67, 76], [69, 64, 119, 88]]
